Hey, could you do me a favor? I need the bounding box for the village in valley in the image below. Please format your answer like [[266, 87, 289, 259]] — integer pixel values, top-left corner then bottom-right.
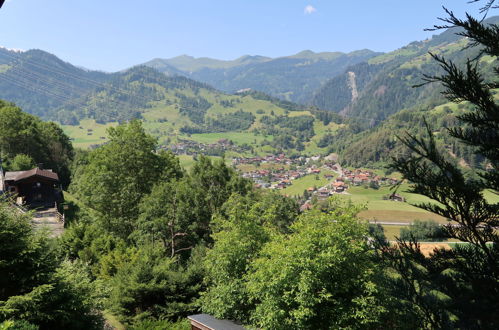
[[230, 153, 403, 208], [158, 137, 405, 209]]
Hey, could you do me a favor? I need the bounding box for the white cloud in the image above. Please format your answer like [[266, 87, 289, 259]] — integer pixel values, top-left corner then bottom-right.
[[304, 5, 317, 15]]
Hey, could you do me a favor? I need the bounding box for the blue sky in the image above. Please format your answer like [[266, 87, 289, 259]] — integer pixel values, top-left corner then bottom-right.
[[0, 0, 487, 71]]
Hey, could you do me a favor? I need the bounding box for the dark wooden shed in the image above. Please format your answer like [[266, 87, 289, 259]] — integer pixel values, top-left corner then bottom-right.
[[3, 167, 63, 208]]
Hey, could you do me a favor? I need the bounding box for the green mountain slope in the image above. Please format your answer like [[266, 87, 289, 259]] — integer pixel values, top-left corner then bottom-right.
[[311, 16, 499, 125], [50, 65, 342, 155], [325, 97, 498, 169], [144, 50, 381, 104], [0, 48, 112, 119], [149, 54, 271, 72]]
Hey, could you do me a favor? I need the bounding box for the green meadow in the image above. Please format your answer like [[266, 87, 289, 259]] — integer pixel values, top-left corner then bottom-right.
[[62, 119, 117, 149], [281, 170, 336, 197]]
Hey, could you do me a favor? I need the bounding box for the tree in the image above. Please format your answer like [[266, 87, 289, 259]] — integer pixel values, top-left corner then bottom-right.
[[8, 154, 35, 171], [0, 103, 74, 186], [107, 245, 204, 325], [245, 202, 385, 329], [385, 3, 499, 327], [399, 220, 446, 242], [70, 120, 182, 239], [0, 204, 56, 301], [0, 202, 103, 329], [200, 192, 298, 323], [136, 179, 197, 258]]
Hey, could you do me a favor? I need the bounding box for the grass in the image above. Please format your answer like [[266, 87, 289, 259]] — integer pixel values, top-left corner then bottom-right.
[[381, 225, 404, 241], [62, 119, 117, 149], [360, 209, 446, 223], [349, 184, 499, 223], [281, 170, 336, 197], [368, 47, 420, 65], [178, 155, 196, 171], [177, 154, 227, 172], [339, 184, 448, 223], [187, 132, 269, 145], [343, 184, 435, 210]]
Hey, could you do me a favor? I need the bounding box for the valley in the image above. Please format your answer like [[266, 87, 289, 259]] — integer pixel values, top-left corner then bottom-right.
[[1, 1, 498, 328], [0, 20, 484, 234]]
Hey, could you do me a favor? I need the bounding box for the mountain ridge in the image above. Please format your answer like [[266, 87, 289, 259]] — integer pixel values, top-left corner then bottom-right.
[[144, 49, 382, 104]]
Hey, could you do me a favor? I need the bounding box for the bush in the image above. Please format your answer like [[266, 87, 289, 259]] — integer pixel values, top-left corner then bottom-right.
[[399, 220, 446, 242], [130, 319, 190, 330], [0, 320, 38, 330]]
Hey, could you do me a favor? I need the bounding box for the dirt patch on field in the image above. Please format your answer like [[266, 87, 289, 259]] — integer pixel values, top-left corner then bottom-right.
[[359, 210, 447, 223], [418, 243, 451, 257]]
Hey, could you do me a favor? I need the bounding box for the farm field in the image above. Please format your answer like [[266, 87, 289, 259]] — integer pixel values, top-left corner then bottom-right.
[[178, 154, 226, 171], [62, 119, 117, 149], [381, 225, 405, 241], [339, 184, 448, 223], [186, 132, 270, 145], [281, 170, 336, 197]]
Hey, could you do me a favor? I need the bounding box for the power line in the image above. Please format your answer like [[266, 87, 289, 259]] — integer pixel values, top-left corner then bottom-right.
[[0, 50, 396, 126], [0, 50, 159, 104]]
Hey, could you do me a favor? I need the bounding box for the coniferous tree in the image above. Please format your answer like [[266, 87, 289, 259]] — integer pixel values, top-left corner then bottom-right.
[[383, 2, 499, 327]]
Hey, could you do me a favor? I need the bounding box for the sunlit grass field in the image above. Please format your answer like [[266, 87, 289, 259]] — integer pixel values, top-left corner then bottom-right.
[[62, 119, 117, 149], [281, 170, 336, 197]]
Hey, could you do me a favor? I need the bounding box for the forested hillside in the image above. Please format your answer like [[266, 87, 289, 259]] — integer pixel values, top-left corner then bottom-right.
[[328, 100, 488, 168], [50, 66, 343, 155], [312, 16, 499, 125], [1, 1, 498, 329], [0, 47, 112, 119], [144, 50, 381, 104]]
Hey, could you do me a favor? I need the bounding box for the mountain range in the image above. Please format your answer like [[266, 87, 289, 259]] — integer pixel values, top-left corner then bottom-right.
[[143, 49, 381, 104], [0, 17, 497, 166]]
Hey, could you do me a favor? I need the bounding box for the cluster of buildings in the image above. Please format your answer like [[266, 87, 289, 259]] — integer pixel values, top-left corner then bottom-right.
[[243, 166, 322, 189], [164, 138, 245, 156], [340, 168, 400, 187], [232, 153, 295, 166], [234, 154, 330, 190], [299, 168, 403, 210]]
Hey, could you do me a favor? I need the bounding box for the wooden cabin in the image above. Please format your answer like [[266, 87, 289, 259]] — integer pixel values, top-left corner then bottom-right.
[[2, 167, 63, 209]]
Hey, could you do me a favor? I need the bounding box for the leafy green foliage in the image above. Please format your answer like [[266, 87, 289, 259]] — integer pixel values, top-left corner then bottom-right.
[[70, 120, 182, 239], [107, 246, 204, 324], [8, 154, 35, 171], [177, 93, 212, 125], [0, 205, 56, 301], [399, 220, 446, 242], [129, 318, 190, 330], [0, 203, 103, 329], [246, 205, 384, 329], [202, 198, 386, 328], [207, 110, 255, 132], [181, 110, 255, 134], [201, 192, 298, 322], [0, 319, 38, 330], [0, 102, 74, 186]]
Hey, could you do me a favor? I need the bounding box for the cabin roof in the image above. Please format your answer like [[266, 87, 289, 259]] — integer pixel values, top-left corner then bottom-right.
[[188, 314, 245, 330], [5, 168, 59, 182]]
